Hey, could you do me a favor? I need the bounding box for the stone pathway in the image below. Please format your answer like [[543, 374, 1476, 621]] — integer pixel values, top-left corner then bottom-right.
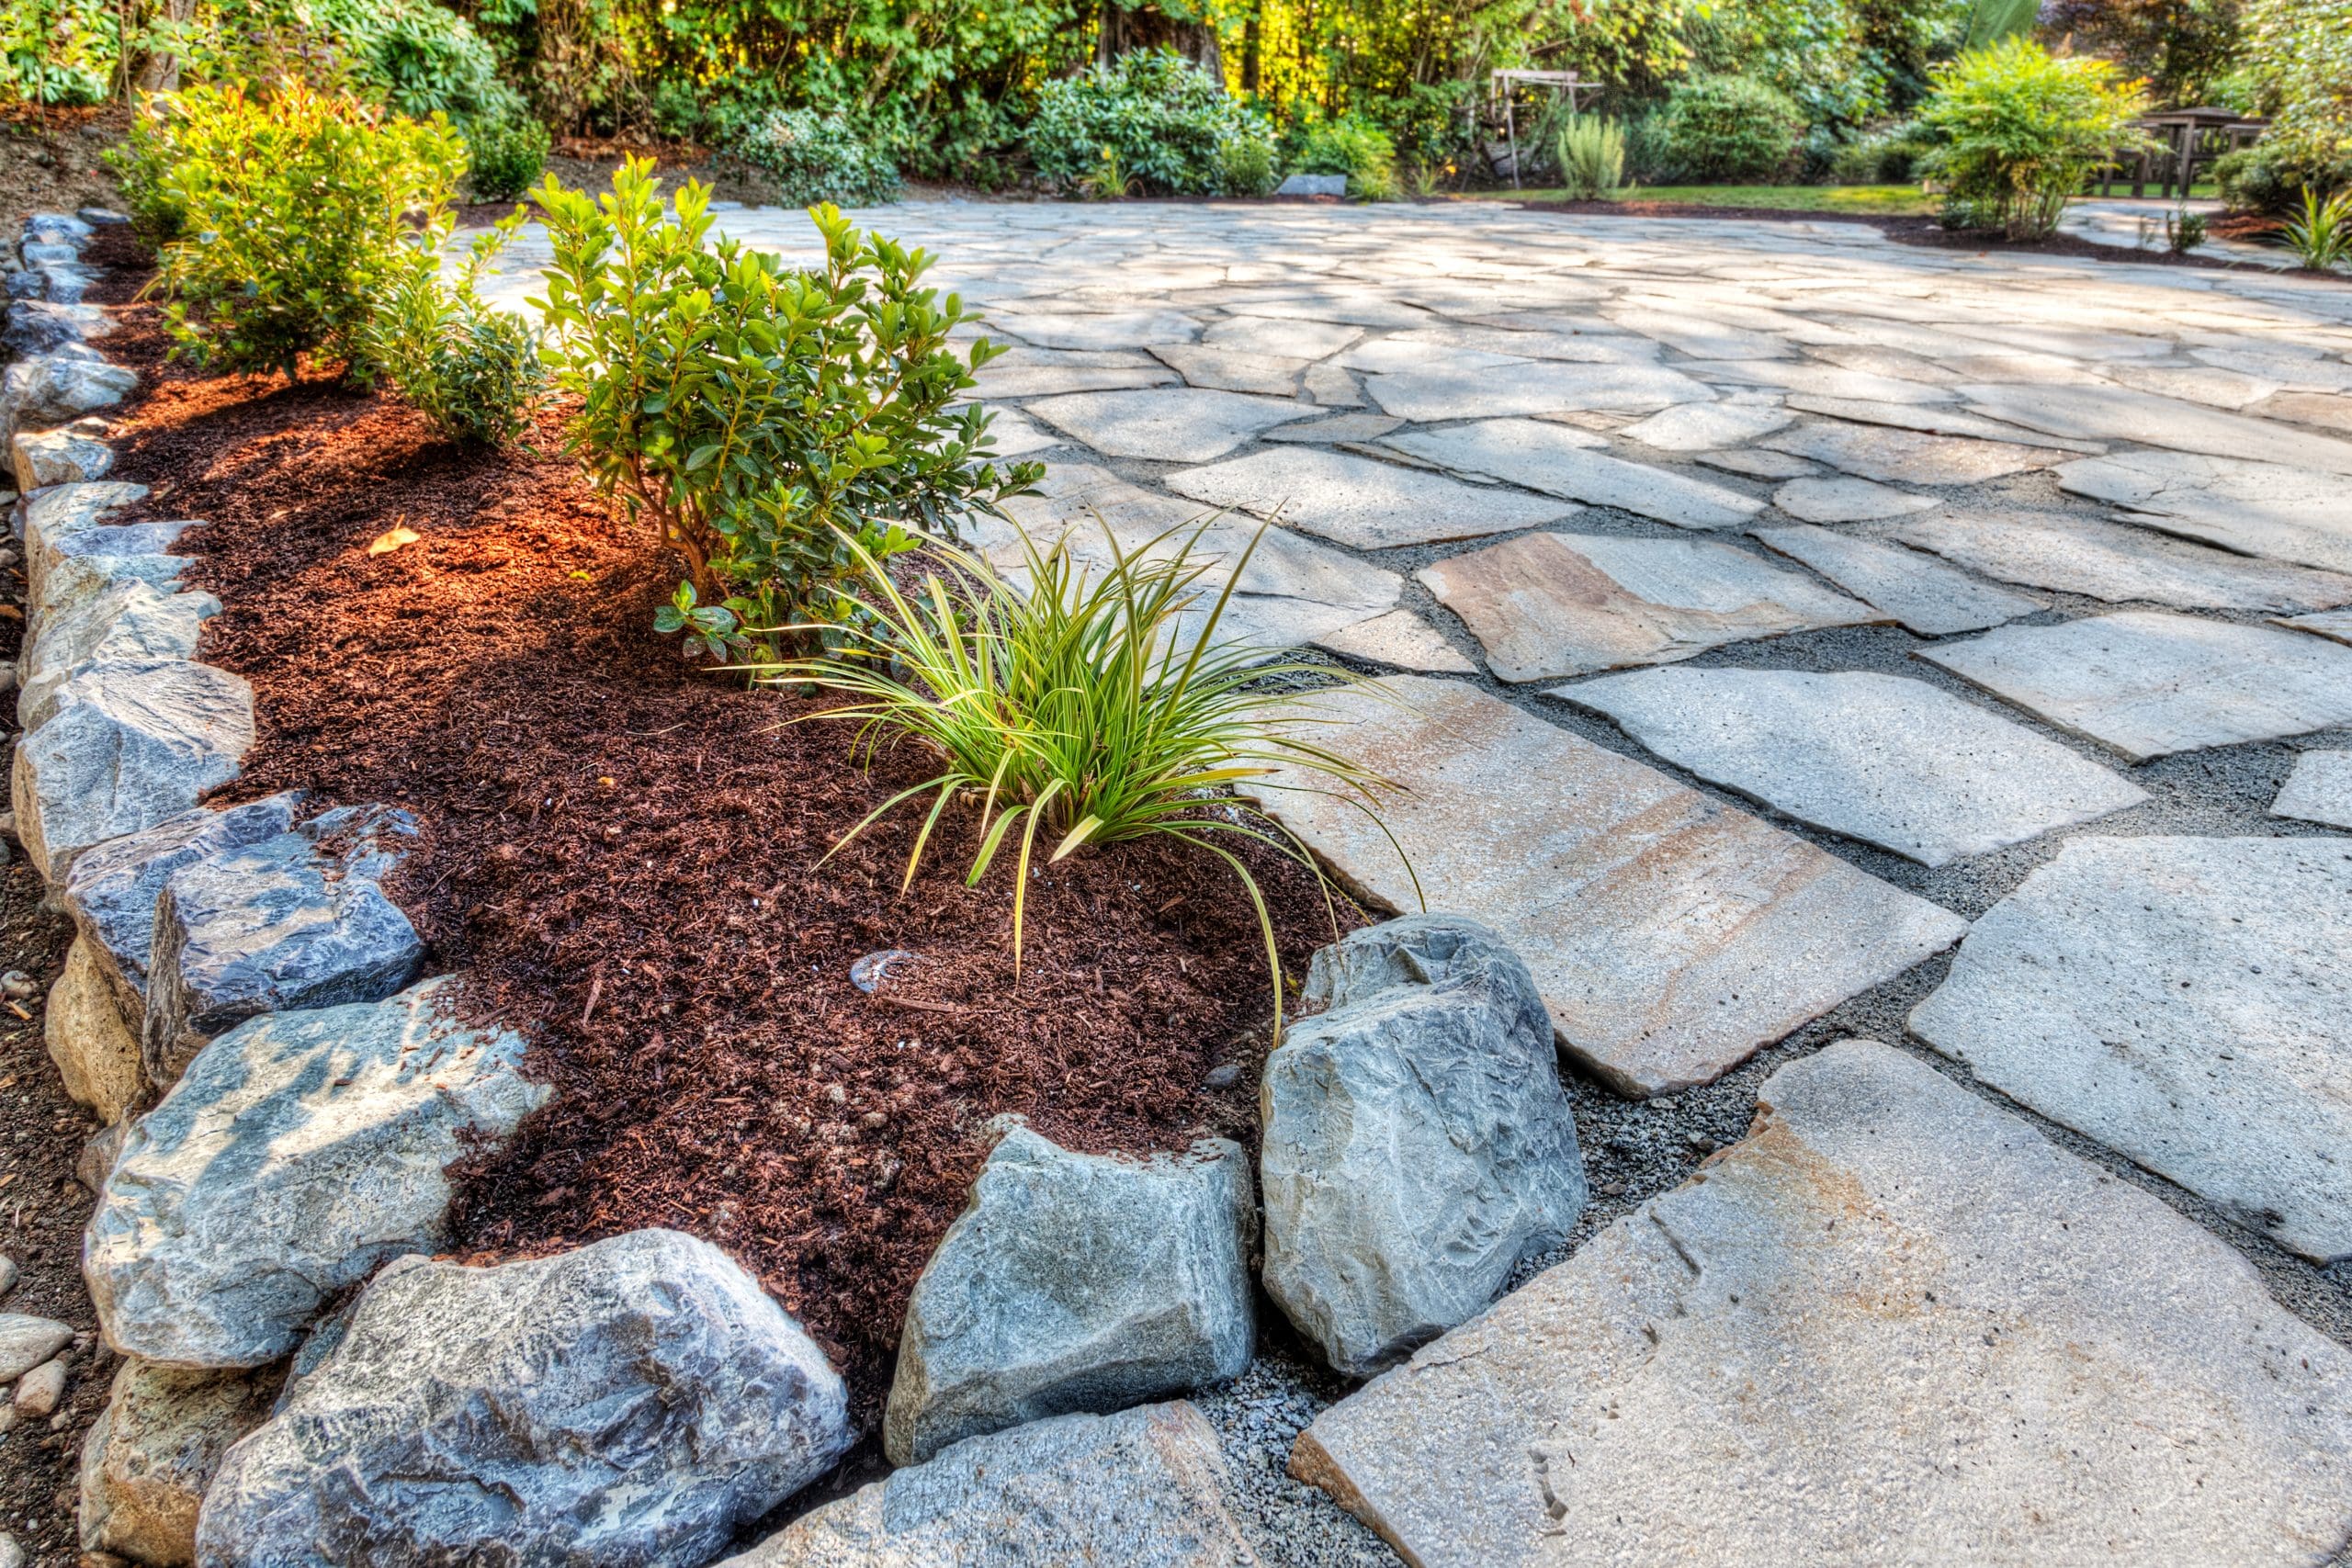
[[472, 200, 2352, 1564]]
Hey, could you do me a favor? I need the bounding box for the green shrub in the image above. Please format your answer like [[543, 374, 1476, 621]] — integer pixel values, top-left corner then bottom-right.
[[136, 80, 467, 378], [753, 517, 1402, 1029], [358, 210, 545, 446], [311, 0, 514, 124], [532, 159, 1041, 654], [1554, 115, 1627, 199], [726, 107, 903, 208], [2238, 0, 2351, 186], [1218, 134, 1279, 197], [2283, 185, 2352, 269], [2215, 141, 2352, 215], [1830, 120, 1936, 185], [1297, 118, 1399, 200], [1025, 50, 1273, 196], [1656, 75, 1805, 182], [464, 110, 552, 202], [1918, 37, 2154, 239]]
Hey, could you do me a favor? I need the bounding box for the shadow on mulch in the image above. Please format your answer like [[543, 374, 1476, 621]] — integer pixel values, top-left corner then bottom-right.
[[93, 276, 1363, 1425]]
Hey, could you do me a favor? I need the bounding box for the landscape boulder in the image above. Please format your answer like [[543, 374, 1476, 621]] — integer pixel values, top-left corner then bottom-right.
[[0, 351, 134, 440], [2, 299, 109, 358], [884, 1118, 1255, 1465], [31, 537, 197, 630], [723, 1402, 1256, 1568], [142, 805, 422, 1088], [21, 479, 147, 588], [1261, 915, 1588, 1375], [11, 660, 254, 883], [196, 1230, 854, 1568], [20, 577, 218, 731], [46, 935, 143, 1123], [85, 978, 546, 1368], [80, 1359, 279, 1568], [11, 423, 112, 491]]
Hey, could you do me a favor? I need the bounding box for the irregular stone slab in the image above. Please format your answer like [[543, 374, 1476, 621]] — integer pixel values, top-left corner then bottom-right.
[[198, 1230, 854, 1568], [1227, 292, 1434, 330], [0, 1315, 73, 1382], [1419, 532, 1879, 682], [1149, 344, 1308, 395], [1386, 420, 1764, 530], [12, 660, 254, 884], [1897, 509, 2352, 612], [2273, 750, 2352, 829], [1335, 337, 1524, 376], [85, 979, 547, 1368], [1761, 421, 2052, 484], [2054, 450, 2352, 574], [1265, 411, 1403, 445], [2257, 390, 2352, 434], [1556, 668, 2146, 866], [719, 1403, 1253, 1568], [1772, 475, 1939, 523], [79, 1359, 278, 1567], [2276, 607, 2352, 646], [989, 309, 1200, 350], [1264, 918, 1586, 1375], [1300, 360, 1363, 407], [1913, 836, 2352, 1263], [1685, 359, 1957, 405], [1167, 446, 1575, 549], [2195, 347, 2352, 391], [1247, 677, 1965, 1095], [11, 425, 112, 491], [0, 352, 136, 440], [1616, 400, 1792, 451], [2105, 361, 2283, 409], [975, 405, 1057, 457], [1364, 361, 1713, 422], [21, 579, 220, 730], [884, 1121, 1254, 1465], [1753, 524, 2040, 636], [1697, 446, 1815, 479], [1962, 381, 2352, 474], [1924, 609, 2352, 761], [971, 363, 1176, 398], [1024, 388, 1317, 462], [143, 806, 424, 1089], [1276, 172, 1349, 196], [1781, 394, 2105, 451], [47, 936, 142, 1124], [1287, 1041, 2352, 1568], [1313, 608, 1475, 672], [1201, 314, 1361, 359]]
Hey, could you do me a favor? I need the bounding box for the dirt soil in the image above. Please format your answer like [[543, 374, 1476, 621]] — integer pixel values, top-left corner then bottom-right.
[[0, 104, 130, 235], [87, 266, 1355, 1427]]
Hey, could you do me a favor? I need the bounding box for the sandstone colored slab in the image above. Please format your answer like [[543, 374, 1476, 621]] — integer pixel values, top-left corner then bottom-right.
[[1556, 668, 2146, 866], [1024, 388, 1316, 462], [1167, 446, 1575, 549], [1385, 420, 1764, 530], [1772, 475, 1938, 523], [1753, 525, 2040, 636], [1896, 509, 2352, 611], [1761, 421, 2053, 484], [2054, 450, 2352, 574], [1313, 609, 1475, 672], [1363, 361, 1713, 422], [1962, 381, 2352, 474], [1288, 1041, 2352, 1568], [1247, 677, 1965, 1095], [1920, 610, 2352, 761], [2273, 750, 2352, 829], [1912, 836, 2352, 1263], [1419, 533, 1880, 682]]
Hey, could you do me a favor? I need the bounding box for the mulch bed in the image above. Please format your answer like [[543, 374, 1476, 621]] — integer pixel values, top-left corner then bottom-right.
[[87, 258, 1358, 1421]]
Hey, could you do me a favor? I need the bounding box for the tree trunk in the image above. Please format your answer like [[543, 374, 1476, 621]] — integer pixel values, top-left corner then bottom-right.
[[1096, 4, 1224, 83], [130, 0, 197, 93]]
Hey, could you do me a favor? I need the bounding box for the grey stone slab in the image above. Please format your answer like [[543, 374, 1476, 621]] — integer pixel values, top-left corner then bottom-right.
[[1604, 308, 1794, 361], [1167, 446, 1576, 549], [1386, 420, 1763, 530], [1024, 388, 1317, 462], [1781, 394, 2106, 451], [987, 310, 1201, 349], [1913, 835, 2352, 1263], [1420, 532, 1881, 682], [1334, 338, 1524, 376], [1753, 525, 2041, 636], [1288, 1040, 2352, 1568], [1918, 610, 2352, 761], [1685, 359, 1958, 405], [2257, 390, 2352, 434], [1264, 412, 1403, 445], [1148, 344, 1308, 395], [1313, 609, 1475, 673], [2055, 450, 2352, 574], [1556, 668, 2146, 865], [1698, 447, 1816, 479], [2104, 362, 2283, 409], [1616, 401, 1793, 452], [976, 406, 1058, 457], [1363, 362, 1714, 422], [1201, 315, 1362, 359], [1300, 360, 1363, 407], [1772, 475, 1939, 523], [2272, 750, 2352, 829], [1226, 293, 1435, 330], [2278, 607, 2352, 646], [1761, 422, 2054, 485], [1962, 382, 2352, 474], [1897, 509, 2352, 612], [970, 363, 1177, 398], [1246, 677, 1964, 1095]]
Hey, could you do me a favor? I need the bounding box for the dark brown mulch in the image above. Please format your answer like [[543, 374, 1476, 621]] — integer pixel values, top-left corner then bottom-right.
[[92, 288, 1358, 1423]]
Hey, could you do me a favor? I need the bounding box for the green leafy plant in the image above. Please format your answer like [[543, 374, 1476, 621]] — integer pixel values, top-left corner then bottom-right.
[[1297, 118, 1399, 200], [464, 109, 552, 202], [726, 107, 904, 208], [1080, 145, 1135, 199], [531, 158, 1042, 655], [753, 518, 1412, 1032], [2282, 186, 2352, 269], [2164, 201, 2209, 252], [1553, 115, 1628, 199], [1218, 133, 1279, 197], [1656, 75, 1805, 182], [1026, 50, 1274, 196], [1919, 37, 2155, 240], [358, 208, 545, 445], [136, 79, 468, 379]]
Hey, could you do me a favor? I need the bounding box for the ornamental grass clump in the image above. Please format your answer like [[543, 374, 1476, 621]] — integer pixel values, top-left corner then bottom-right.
[[754, 519, 1413, 1035], [2282, 186, 2352, 271], [1554, 115, 1628, 199]]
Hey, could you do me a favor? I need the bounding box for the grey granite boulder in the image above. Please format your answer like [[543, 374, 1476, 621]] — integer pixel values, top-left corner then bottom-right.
[[62, 795, 306, 1032], [10, 424, 112, 491], [21, 479, 147, 589], [21, 577, 219, 730], [85, 979, 546, 1368], [143, 805, 423, 1089], [1262, 915, 1587, 1376], [2, 299, 109, 358], [31, 539, 198, 632], [11, 660, 254, 883], [722, 1402, 1255, 1568], [883, 1119, 1256, 1465], [1, 352, 135, 440], [80, 1359, 279, 1568], [197, 1230, 854, 1568]]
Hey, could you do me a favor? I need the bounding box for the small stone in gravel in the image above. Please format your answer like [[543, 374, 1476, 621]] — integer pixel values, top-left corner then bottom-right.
[[0, 1257, 16, 1300], [13, 1358, 66, 1416], [0, 1314, 74, 1382]]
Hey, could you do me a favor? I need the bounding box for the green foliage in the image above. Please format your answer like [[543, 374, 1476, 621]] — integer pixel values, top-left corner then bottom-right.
[[1026, 49, 1272, 196], [2240, 0, 2352, 182], [753, 518, 1407, 1027], [1080, 145, 1136, 198], [2282, 185, 2352, 268], [358, 209, 546, 445], [1830, 118, 1936, 183], [1218, 133, 1279, 197], [2212, 141, 2351, 212], [2042, 0, 2244, 107], [137, 80, 468, 379], [1919, 37, 2153, 238], [464, 108, 552, 201], [726, 107, 904, 208], [530, 159, 1042, 654], [1296, 117, 1399, 199], [1553, 115, 1628, 197], [1656, 74, 1806, 180], [311, 0, 516, 122], [2164, 201, 2208, 250], [4, 0, 116, 105]]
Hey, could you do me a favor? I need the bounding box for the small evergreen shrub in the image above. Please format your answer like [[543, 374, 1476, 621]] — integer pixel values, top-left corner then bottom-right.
[[1026, 50, 1273, 196], [1918, 37, 2153, 239], [359, 211, 545, 446], [1218, 134, 1278, 197], [1830, 120, 1935, 185], [463, 109, 552, 202], [1657, 75, 1805, 182], [727, 107, 903, 208], [1297, 118, 1399, 200]]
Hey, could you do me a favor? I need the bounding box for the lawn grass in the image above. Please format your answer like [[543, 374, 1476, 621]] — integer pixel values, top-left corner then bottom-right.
[[1467, 184, 1939, 216]]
